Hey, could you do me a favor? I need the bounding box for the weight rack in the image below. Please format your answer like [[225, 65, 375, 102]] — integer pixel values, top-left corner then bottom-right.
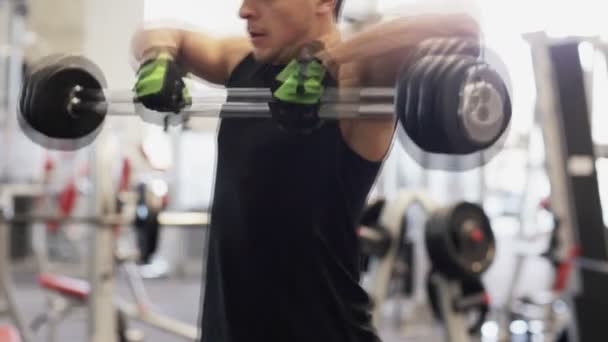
[[526, 32, 608, 342]]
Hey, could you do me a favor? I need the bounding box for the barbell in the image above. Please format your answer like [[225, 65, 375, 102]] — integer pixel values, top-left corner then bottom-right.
[[17, 38, 512, 154]]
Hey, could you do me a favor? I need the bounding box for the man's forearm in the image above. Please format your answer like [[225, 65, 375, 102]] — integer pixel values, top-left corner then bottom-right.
[[324, 13, 481, 64], [318, 13, 481, 87], [131, 25, 250, 84]]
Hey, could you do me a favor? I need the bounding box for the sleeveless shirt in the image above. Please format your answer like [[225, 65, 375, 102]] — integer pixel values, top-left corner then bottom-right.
[[200, 53, 383, 342]]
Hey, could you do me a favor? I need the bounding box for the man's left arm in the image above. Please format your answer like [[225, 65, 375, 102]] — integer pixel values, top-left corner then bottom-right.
[[320, 14, 481, 162]]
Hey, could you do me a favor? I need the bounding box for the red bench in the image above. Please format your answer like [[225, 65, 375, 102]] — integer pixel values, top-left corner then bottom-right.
[[0, 325, 20, 342], [38, 273, 90, 302]]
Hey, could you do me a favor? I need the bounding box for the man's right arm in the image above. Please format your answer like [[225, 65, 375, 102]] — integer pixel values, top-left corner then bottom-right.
[[131, 27, 252, 85]]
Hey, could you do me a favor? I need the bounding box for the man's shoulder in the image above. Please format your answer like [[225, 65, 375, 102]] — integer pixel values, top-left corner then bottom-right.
[[220, 38, 254, 78]]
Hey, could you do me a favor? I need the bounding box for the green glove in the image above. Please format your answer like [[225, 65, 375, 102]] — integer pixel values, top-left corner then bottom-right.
[[274, 58, 326, 105], [134, 51, 191, 113]]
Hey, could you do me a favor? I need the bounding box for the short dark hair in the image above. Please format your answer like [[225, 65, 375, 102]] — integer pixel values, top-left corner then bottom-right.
[[335, 0, 344, 18]]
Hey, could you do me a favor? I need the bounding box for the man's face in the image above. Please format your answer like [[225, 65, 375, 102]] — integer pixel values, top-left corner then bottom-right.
[[239, 0, 331, 63]]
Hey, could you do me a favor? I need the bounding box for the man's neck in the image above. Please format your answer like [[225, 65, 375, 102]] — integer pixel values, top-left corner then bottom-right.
[[270, 25, 341, 65]]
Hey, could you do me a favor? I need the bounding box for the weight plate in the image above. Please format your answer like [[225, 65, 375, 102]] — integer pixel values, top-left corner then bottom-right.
[[435, 56, 482, 154], [425, 202, 495, 279], [19, 54, 67, 134], [458, 65, 511, 147], [416, 55, 462, 153], [396, 57, 429, 146], [19, 54, 107, 151], [403, 56, 435, 150]]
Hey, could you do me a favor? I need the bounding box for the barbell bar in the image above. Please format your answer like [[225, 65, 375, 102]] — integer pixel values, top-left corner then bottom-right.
[[68, 86, 398, 119]]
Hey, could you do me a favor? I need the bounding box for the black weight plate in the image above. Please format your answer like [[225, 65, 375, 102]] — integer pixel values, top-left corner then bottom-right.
[[19, 54, 107, 151], [425, 201, 495, 279], [448, 203, 495, 274], [19, 54, 68, 133], [18, 54, 75, 150], [28, 59, 75, 135], [435, 56, 481, 154], [395, 61, 411, 132], [416, 55, 462, 153], [396, 57, 428, 146], [40, 55, 107, 138], [410, 55, 444, 151], [403, 56, 435, 150]]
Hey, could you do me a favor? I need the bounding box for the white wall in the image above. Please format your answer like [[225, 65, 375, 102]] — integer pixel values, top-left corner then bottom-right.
[[144, 0, 246, 37], [83, 0, 143, 89]]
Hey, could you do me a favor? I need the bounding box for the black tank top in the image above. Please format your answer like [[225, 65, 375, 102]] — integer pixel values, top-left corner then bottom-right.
[[200, 54, 383, 342]]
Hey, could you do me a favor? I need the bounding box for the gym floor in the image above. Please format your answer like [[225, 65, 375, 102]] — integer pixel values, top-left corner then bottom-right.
[[9, 270, 202, 342], [3, 223, 553, 342], [8, 272, 442, 342]]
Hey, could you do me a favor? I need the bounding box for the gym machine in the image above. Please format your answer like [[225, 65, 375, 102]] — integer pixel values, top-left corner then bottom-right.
[[0, 186, 36, 342], [0, 137, 203, 341], [0, 130, 132, 342], [524, 32, 608, 341], [359, 190, 495, 342], [359, 191, 436, 332]]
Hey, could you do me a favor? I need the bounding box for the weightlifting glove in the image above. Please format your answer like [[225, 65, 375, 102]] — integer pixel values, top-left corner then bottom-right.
[[274, 52, 326, 105], [134, 51, 191, 113]]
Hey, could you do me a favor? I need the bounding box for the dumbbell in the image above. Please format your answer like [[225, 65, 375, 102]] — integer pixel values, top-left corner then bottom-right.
[[17, 38, 512, 154]]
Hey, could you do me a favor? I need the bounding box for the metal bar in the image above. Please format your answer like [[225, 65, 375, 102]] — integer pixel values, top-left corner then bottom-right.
[[88, 129, 117, 342], [0, 220, 33, 342], [0, 213, 131, 225], [96, 87, 396, 105], [367, 190, 438, 327], [121, 261, 152, 310], [157, 211, 210, 227], [71, 86, 397, 120], [576, 257, 608, 274], [3, 211, 208, 227], [82, 101, 396, 120], [595, 144, 608, 159], [116, 299, 199, 341], [432, 274, 469, 342]]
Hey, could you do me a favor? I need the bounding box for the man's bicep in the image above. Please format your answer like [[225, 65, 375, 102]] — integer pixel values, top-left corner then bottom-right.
[[180, 33, 251, 85]]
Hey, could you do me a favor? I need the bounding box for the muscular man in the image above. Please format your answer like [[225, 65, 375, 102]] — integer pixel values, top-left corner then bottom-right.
[[131, 1, 479, 341]]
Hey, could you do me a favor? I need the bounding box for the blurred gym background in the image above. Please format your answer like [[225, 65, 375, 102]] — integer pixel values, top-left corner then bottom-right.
[[0, 0, 607, 341]]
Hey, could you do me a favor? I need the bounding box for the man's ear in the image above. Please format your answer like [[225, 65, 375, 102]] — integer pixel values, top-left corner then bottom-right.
[[315, 0, 335, 16]]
